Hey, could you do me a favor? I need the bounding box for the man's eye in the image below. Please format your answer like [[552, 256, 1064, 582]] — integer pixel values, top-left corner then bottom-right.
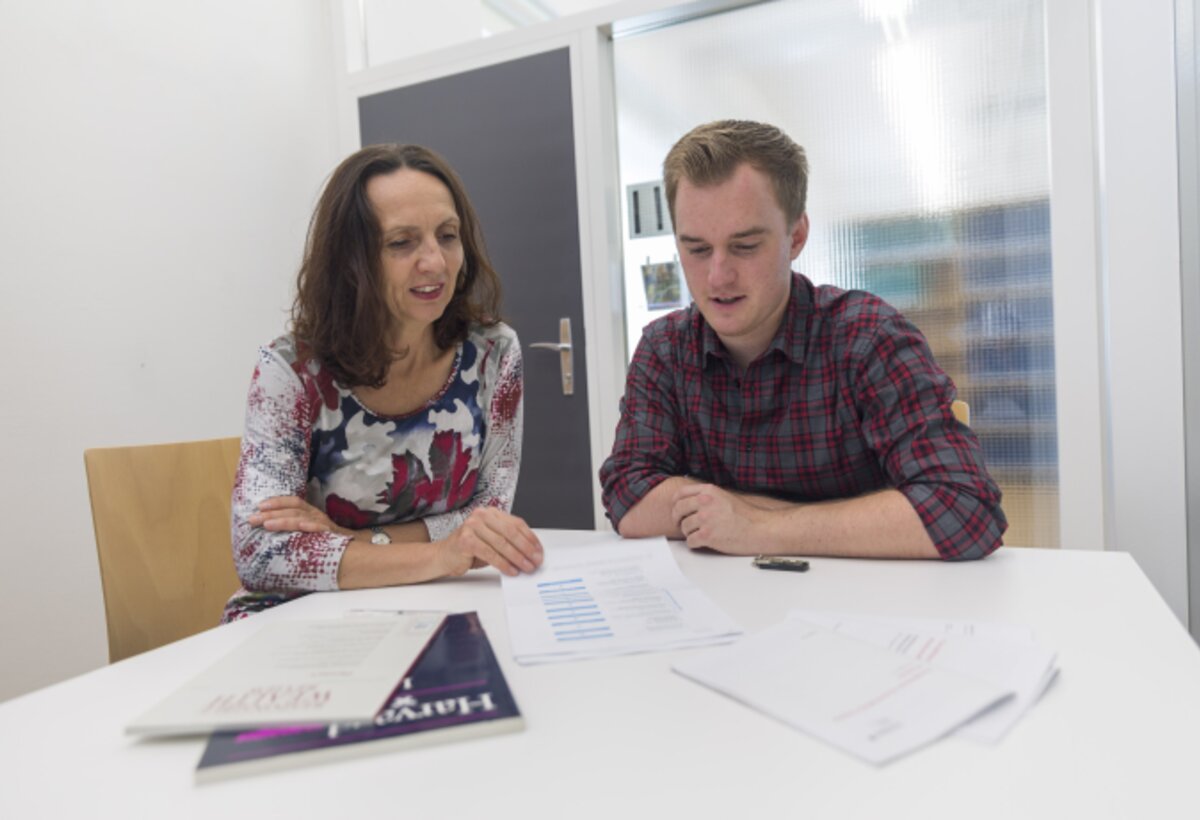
[[733, 243, 760, 254], [686, 246, 711, 257]]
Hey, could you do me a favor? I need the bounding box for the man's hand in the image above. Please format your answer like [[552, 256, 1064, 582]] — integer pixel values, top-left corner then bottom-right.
[[670, 483, 767, 554]]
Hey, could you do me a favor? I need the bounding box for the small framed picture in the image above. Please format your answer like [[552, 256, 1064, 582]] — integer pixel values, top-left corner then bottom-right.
[[641, 259, 684, 310]]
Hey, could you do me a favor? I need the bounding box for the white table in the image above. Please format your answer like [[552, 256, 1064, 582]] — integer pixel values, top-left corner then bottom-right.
[[3, 531, 1199, 819]]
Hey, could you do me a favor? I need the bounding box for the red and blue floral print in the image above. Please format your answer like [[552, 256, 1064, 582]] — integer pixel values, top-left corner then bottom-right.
[[223, 323, 523, 620]]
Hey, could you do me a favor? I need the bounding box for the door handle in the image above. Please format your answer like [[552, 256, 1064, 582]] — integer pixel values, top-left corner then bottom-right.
[[528, 317, 574, 396]]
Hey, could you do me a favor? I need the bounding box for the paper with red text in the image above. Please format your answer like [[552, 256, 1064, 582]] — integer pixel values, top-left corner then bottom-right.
[[787, 610, 1058, 743], [673, 617, 1011, 765]]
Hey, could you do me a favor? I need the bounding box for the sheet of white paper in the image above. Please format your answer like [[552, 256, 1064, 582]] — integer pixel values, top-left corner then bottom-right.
[[501, 535, 741, 664], [788, 610, 1058, 743], [127, 613, 445, 736], [673, 618, 1011, 765]]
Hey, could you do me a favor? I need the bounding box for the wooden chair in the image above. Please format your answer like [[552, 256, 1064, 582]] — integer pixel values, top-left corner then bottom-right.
[[84, 437, 242, 663], [951, 400, 971, 426]]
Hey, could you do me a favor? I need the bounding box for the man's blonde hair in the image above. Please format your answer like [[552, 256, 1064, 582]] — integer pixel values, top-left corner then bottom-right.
[[663, 119, 808, 225]]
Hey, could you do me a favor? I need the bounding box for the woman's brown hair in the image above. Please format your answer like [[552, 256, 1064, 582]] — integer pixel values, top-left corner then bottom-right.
[[291, 144, 501, 388]]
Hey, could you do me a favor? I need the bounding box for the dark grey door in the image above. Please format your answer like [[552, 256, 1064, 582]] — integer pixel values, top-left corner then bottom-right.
[[359, 47, 595, 529]]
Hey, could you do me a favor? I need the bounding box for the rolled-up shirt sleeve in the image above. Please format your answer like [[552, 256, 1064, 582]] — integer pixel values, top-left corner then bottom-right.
[[599, 331, 686, 528], [230, 347, 351, 592], [853, 315, 1007, 560]]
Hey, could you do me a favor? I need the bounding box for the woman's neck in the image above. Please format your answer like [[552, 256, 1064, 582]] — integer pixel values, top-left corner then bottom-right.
[[351, 325, 456, 417], [386, 325, 439, 378]]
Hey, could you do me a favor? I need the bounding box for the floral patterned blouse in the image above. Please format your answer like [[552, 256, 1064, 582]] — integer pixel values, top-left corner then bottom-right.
[[223, 323, 523, 621]]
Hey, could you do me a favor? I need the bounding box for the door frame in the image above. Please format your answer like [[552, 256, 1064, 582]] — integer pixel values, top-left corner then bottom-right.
[[329, 10, 628, 529]]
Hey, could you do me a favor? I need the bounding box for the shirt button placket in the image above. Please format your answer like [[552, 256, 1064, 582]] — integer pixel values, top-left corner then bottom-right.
[[737, 370, 755, 486]]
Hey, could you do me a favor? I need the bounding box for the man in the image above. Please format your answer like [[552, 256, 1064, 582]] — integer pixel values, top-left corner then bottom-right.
[[599, 120, 1005, 560]]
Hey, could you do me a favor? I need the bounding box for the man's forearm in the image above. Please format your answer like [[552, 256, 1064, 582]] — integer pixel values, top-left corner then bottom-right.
[[754, 489, 939, 559], [616, 476, 701, 538]]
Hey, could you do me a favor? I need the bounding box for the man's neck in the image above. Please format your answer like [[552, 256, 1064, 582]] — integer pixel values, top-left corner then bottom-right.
[[723, 319, 784, 371], [722, 298, 790, 371]]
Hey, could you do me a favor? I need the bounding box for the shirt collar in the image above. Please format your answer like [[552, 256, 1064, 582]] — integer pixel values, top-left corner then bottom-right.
[[700, 272, 812, 368]]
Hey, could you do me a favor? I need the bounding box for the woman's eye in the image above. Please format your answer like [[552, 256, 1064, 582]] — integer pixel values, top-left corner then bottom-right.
[[439, 232, 460, 244], [387, 239, 411, 250]]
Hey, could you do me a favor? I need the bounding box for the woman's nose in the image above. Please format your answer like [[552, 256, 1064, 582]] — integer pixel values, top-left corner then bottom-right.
[[415, 236, 446, 272]]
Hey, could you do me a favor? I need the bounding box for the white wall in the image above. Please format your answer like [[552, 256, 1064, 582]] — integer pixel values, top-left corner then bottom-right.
[[0, 0, 339, 701], [1093, 0, 1189, 623]]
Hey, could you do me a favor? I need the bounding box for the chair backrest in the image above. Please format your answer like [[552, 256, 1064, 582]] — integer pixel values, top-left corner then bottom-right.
[[84, 437, 242, 663], [951, 400, 971, 426]]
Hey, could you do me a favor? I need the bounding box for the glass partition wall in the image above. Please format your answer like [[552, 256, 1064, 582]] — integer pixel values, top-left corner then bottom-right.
[[613, 0, 1057, 546]]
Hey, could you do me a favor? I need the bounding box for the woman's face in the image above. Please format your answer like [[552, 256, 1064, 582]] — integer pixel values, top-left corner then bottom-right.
[[366, 167, 465, 336]]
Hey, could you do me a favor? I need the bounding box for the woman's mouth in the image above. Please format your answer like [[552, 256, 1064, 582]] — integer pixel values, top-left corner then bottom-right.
[[410, 284, 445, 300]]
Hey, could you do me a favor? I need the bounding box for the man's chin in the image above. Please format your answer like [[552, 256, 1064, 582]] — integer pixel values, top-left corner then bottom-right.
[[704, 319, 753, 346], [698, 302, 745, 325]]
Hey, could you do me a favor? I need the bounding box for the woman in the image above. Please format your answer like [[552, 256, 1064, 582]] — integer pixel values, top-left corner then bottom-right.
[[223, 144, 543, 621]]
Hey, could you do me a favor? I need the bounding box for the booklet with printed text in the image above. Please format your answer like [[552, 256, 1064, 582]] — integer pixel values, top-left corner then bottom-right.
[[127, 612, 445, 737]]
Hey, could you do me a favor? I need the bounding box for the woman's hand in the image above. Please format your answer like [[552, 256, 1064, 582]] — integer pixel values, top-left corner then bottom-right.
[[438, 508, 543, 577], [249, 496, 353, 537]]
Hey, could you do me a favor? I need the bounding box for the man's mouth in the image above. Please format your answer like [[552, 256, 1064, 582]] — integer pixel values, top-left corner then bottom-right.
[[712, 295, 743, 305]]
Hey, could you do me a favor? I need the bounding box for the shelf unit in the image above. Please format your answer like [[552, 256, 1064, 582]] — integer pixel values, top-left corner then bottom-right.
[[832, 198, 1058, 547]]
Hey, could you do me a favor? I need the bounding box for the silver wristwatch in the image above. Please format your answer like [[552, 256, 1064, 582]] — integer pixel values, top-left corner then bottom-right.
[[370, 526, 392, 545]]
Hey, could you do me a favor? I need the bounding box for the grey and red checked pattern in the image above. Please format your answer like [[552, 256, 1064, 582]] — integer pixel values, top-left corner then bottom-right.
[[599, 273, 1006, 560]]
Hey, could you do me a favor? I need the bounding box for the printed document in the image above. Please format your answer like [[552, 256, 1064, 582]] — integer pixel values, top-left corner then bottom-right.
[[127, 612, 445, 737], [501, 535, 741, 664], [788, 610, 1058, 743], [673, 617, 1012, 765]]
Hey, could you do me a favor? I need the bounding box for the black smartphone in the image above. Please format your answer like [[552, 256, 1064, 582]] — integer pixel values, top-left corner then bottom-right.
[[752, 555, 810, 572]]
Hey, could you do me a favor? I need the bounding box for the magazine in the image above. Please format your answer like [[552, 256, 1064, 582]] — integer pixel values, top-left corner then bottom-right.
[[195, 612, 522, 783]]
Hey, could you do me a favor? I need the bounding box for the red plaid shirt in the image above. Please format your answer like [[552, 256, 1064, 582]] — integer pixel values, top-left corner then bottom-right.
[[599, 273, 1006, 560]]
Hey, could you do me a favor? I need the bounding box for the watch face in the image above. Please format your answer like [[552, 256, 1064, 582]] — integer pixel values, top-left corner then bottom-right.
[[370, 529, 390, 545]]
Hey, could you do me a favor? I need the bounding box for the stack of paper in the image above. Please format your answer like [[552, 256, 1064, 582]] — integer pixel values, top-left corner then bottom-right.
[[127, 612, 446, 737], [789, 611, 1059, 744], [501, 536, 742, 664], [673, 610, 1058, 765]]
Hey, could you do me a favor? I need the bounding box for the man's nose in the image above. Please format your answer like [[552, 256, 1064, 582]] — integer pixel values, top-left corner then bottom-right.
[[708, 250, 736, 288]]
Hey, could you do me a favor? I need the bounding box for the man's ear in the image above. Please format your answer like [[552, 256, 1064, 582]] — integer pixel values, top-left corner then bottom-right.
[[789, 213, 810, 259]]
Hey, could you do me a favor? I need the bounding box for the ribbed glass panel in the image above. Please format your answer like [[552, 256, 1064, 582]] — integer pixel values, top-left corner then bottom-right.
[[615, 0, 1057, 547]]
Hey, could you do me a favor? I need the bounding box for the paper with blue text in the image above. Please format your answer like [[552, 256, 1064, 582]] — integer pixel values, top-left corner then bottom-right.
[[500, 535, 741, 664]]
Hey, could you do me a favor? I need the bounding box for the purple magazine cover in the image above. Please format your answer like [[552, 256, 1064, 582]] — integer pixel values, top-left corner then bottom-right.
[[196, 612, 521, 782]]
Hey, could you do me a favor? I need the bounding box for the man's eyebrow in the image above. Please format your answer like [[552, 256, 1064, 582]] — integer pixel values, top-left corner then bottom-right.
[[731, 227, 768, 239], [678, 227, 767, 243]]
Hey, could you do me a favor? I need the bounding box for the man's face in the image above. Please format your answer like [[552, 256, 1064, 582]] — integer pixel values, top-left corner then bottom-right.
[[674, 163, 808, 367]]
